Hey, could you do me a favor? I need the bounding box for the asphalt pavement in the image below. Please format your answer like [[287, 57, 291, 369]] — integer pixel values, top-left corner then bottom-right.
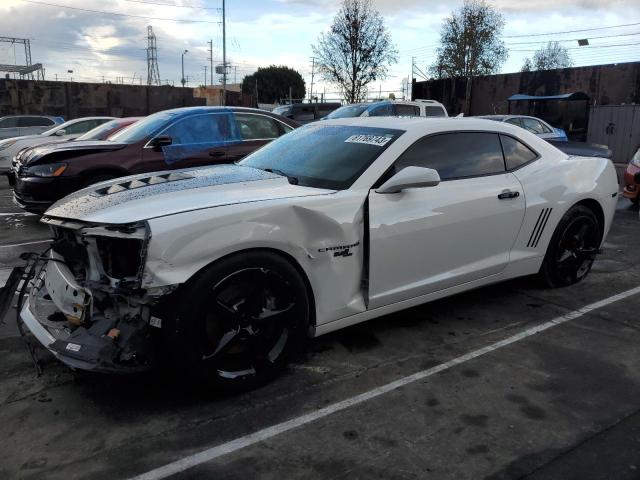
[[1, 175, 640, 480]]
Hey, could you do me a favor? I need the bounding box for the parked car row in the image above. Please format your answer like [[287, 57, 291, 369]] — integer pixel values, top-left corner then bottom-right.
[[2, 104, 623, 216], [9, 108, 298, 212], [0, 116, 116, 174]]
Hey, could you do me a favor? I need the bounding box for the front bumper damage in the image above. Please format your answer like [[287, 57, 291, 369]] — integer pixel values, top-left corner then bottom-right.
[[17, 219, 173, 373]]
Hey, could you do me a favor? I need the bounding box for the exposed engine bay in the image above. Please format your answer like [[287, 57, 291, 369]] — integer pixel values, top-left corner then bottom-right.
[[19, 219, 174, 373]]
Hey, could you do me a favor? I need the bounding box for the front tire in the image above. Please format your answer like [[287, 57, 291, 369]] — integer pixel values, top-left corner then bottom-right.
[[539, 205, 601, 288], [166, 251, 310, 392]]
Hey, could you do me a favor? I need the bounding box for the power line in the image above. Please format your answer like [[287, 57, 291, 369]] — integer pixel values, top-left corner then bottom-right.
[[20, 0, 222, 24], [119, 0, 221, 10], [503, 21, 640, 38], [505, 31, 640, 45], [509, 41, 640, 52]]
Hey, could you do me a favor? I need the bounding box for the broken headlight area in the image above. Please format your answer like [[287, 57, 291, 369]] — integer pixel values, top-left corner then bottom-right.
[[20, 219, 171, 373]]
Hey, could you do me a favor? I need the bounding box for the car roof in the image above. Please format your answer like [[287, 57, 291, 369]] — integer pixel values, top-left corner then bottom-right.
[[318, 116, 529, 134], [157, 106, 275, 116], [0, 114, 62, 119]]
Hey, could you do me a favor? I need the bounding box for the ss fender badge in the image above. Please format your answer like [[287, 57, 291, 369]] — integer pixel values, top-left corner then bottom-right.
[[66, 342, 81, 352], [318, 242, 360, 258]]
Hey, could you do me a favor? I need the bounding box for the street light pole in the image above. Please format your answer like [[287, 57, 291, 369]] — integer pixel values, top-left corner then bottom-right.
[[222, 0, 226, 105], [181, 49, 188, 87]]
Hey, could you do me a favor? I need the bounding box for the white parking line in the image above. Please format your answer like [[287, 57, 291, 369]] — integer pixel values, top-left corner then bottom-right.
[[0, 212, 36, 216], [0, 240, 50, 248], [0, 267, 13, 289], [128, 285, 640, 480]]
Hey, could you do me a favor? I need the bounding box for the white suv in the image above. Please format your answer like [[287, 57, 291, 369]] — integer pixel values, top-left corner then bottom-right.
[[325, 99, 448, 119]]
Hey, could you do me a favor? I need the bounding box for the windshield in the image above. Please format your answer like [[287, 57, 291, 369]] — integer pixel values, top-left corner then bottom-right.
[[239, 124, 404, 190], [108, 111, 179, 144], [325, 105, 369, 119], [76, 119, 132, 141], [272, 106, 290, 116]]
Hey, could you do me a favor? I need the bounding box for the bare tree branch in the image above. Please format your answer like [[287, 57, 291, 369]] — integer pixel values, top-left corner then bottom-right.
[[522, 42, 573, 71], [430, 0, 507, 79], [312, 0, 397, 103]]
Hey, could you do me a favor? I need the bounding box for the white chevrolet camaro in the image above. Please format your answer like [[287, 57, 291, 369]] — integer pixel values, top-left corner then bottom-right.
[[15, 117, 618, 390]]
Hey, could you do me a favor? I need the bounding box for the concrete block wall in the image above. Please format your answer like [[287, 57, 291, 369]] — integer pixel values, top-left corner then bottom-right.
[[412, 62, 640, 117], [0, 79, 206, 119]]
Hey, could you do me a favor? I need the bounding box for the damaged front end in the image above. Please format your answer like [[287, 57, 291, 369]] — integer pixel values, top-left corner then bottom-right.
[[19, 218, 171, 373]]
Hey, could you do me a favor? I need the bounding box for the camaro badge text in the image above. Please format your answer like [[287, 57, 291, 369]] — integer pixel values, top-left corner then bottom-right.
[[318, 242, 360, 258]]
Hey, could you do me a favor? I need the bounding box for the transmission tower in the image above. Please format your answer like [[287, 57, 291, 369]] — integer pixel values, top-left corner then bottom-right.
[[146, 26, 161, 86], [0, 37, 43, 80]]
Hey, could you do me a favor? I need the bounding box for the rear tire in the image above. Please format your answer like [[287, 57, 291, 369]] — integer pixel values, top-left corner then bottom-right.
[[539, 205, 601, 288], [165, 251, 310, 392]]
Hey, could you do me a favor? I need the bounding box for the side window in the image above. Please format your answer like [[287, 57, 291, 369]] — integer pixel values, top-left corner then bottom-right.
[[316, 106, 335, 118], [292, 106, 315, 122], [235, 113, 281, 140], [64, 119, 105, 135], [0, 117, 18, 128], [18, 117, 54, 127], [500, 135, 538, 170], [423, 106, 446, 117], [395, 132, 505, 180], [505, 118, 522, 127], [163, 114, 230, 145], [395, 105, 420, 116], [539, 121, 553, 133], [369, 104, 393, 117], [522, 118, 545, 134]]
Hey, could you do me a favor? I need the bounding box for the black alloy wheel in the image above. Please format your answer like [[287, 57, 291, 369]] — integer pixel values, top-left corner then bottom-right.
[[540, 205, 601, 288], [167, 251, 310, 391]]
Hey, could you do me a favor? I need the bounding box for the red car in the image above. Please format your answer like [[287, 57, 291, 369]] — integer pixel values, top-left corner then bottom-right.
[[12, 107, 298, 212], [622, 146, 640, 204]]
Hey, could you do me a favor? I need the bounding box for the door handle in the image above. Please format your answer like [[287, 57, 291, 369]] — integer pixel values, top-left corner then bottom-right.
[[209, 151, 225, 158], [498, 191, 520, 200]]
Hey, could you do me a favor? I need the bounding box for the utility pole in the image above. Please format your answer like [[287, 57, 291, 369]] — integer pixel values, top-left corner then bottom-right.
[[309, 56, 316, 102], [203, 65, 208, 86], [222, 0, 227, 105], [181, 49, 188, 87], [208, 40, 213, 86]]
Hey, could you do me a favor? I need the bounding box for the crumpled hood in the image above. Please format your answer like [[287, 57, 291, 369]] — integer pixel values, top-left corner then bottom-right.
[[44, 164, 335, 224], [20, 140, 128, 165]]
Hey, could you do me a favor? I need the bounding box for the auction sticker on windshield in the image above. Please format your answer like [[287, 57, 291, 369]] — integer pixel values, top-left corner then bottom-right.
[[344, 134, 393, 147]]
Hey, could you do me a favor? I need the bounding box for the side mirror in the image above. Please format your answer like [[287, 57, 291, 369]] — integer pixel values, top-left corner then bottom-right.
[[375, 166, 441, 194], [55, 129, 66, 136], [150, 136, 172, 150]]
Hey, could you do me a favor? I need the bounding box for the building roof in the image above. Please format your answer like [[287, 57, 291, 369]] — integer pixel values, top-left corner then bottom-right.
[[507, 92, 589, 102]]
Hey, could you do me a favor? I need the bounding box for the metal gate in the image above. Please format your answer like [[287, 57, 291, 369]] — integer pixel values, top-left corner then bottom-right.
[[587, 105, 640, 164]]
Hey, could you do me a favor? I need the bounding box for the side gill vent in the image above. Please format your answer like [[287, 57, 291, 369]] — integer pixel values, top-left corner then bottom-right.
[[92, 172, 193, 196], [527, 208, 553, 248]]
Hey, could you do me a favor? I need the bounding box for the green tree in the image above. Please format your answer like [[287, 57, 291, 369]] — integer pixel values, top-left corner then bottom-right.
[[312, 0, 397, 103], [241, 65, 306, 104], [430, 0, 507, 79]]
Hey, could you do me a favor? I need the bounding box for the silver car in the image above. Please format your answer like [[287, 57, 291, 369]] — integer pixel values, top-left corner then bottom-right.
[[0, 116, 114, 173], [0, 115, 64, 140], [477, 115, 568, 141]]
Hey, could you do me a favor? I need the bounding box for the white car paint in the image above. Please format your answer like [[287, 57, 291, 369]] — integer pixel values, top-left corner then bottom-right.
[[0, 116, 114, 173], [21, 117, 618, 370]]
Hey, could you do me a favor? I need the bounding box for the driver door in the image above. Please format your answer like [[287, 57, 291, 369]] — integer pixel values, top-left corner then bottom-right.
[[367, 132, 526, 309], [141, 113, 231, 172]]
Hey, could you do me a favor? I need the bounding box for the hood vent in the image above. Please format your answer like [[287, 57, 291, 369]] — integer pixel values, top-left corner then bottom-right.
[[92, 172, 193, 196]]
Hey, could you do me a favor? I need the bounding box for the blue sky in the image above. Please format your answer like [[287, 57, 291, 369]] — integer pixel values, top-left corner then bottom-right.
[[0, 0, 638, 101]]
